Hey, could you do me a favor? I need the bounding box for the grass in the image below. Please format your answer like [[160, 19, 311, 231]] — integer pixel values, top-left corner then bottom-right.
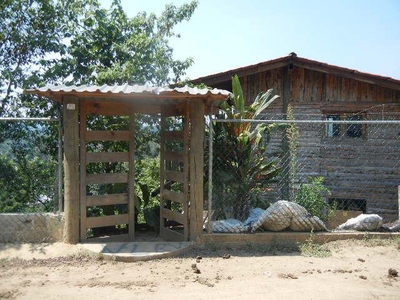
[[0, 258, 10, 266], [67, 249, 105, 261], [361, 233, 400, 248], [298, 232, 331, 258]]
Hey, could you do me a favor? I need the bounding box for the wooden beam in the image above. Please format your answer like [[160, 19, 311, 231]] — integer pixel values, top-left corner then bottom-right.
[[189, 100, 205, 241], [162, 208, 185, 224], [162, 190, 185, 204], [128, 111, 135, 241], [182, 110, 190, 241], [86, 173, 128, 184], [86, 130, 129, 141], [86, 214, 129, 228], [84, 101, 130, 116], [164, 170, 185, 183], [63, 96, 80, 244], [85, 193, 128, 206], [163, 150, 184, 162], [86, 152, 129, 163], [79, 101, 87, 241]]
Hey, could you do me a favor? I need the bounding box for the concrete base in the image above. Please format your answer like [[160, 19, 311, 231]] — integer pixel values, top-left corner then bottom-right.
[[80, 241, 193, 262], [202, 231, 400, 246], [80, 231, 400, 262]]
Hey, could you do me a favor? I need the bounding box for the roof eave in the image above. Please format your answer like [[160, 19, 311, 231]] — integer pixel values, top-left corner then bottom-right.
[[190, 55, 400, 91]]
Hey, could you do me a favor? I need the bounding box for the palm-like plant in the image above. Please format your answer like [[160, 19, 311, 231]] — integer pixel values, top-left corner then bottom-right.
[[213, 75, 282, 220]]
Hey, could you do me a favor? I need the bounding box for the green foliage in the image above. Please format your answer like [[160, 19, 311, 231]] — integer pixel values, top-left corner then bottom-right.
[[212, 75, 281, 220], [53, 0, 198, 86], [0, 154, 56, 212], [294, 176, 333, 222], [134, 154, 160, 229], [299, 231, 331, 257], [1, 0, 198, 213], [286, 105, 299, 201]]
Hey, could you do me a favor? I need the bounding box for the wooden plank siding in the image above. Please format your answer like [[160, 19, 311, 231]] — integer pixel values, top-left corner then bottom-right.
[[232, 65, 400, 221]]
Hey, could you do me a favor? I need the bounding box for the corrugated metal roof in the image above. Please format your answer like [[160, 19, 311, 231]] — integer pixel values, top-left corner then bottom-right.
[[24, 84, 231, 97]]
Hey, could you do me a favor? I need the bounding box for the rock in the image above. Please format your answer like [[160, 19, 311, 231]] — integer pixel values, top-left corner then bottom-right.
[[337, 214, 383, 231], [388, 268, 398, 277]]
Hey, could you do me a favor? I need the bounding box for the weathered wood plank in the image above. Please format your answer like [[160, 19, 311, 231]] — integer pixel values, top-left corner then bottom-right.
[[163, 150, 184, 162], [162, 208, 185, 224], [63, 96, 80, 244], [128, 111, 135, 241], [86, 214, 129, 228], [86, 130, 129, 141], [86, 173, 128, 184], [84, 101, 129, 116], [164, 170, 185, 183], [86, 152, 129, 163], [162, 190, 185, 204], [85, 193, 128, 206], [80, 101, 87, 241], [189, 100, 205, 241]]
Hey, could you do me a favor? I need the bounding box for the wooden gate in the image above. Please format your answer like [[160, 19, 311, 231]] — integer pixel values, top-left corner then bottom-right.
[[159, 111, 190, 241], [79, 101, 135, 242]]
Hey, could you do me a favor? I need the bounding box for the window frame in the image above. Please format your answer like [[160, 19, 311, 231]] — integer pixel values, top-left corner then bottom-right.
[[324, 113, 366, 139]]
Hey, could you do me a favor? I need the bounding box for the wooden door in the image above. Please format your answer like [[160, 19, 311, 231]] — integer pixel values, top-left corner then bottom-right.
[[79, 101, 135, 242], [159, 111, 190, 241]]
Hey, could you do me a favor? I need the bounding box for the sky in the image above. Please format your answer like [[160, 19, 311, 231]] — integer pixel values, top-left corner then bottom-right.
[[98, 0, 400, 81]]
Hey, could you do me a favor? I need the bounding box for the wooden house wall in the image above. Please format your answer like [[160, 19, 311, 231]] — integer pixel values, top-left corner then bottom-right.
[[236, 66, 400, 220]]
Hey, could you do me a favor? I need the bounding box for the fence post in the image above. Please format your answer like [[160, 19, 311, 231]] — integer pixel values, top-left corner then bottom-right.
[[57, 118, 63, 212], [63, 96, 80, 244], [189, 100, 205, 241], [281, 66, 291, 200], [207, 105, 214, 234]]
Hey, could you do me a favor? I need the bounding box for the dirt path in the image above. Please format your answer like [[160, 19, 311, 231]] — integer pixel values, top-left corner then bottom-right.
[[0, 239, 399, 300]]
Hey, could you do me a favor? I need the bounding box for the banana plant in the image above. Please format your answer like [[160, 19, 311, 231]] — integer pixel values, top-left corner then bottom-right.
[[213, 75, 282, 220]]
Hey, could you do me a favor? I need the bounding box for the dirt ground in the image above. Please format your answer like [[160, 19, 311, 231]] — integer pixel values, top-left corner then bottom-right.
[[0, 238, 399, 300]]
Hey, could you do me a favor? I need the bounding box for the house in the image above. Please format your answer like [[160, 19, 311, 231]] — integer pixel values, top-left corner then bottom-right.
[[192, 53, 400, 221]]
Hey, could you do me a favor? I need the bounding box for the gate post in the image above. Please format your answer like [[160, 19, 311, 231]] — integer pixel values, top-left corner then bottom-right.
[[189, 100, 205, 241], [63, 96, 80, 244]]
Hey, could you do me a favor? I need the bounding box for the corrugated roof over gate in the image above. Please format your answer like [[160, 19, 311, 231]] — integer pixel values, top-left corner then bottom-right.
[[24, 84, 231, 103]]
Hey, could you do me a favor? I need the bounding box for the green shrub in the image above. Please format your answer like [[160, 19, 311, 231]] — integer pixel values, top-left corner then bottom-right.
[[295, 176, 334, 222]]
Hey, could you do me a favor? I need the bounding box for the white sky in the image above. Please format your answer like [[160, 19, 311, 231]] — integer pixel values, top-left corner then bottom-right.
[[98, 0, 400, 81]]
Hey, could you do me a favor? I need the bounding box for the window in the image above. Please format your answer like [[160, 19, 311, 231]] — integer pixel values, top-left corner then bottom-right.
[[325, 114, 365, 138], [346, 115, 363, 138], [326, 115, 340, 137]]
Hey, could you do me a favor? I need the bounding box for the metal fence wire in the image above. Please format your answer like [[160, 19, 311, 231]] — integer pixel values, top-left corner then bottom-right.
[[205, 116, 400, 233]]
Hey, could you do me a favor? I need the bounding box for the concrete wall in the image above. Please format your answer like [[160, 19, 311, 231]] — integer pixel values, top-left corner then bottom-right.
[[0, 213, 64, 243]]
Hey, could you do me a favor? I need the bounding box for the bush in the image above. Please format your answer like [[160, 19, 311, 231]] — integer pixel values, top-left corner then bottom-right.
[[294, 176, 334, 222]]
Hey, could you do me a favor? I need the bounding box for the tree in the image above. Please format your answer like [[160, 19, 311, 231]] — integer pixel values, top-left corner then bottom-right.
[[212, 75, 282, 221], [49, 0, 197, 86], [0, 0, 199, 213]]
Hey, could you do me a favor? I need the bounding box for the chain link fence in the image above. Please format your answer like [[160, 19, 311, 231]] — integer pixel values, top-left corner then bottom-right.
[[0, 118, 63, 243], [0, 213, 64, 243], [205, 115, 400, 233]]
